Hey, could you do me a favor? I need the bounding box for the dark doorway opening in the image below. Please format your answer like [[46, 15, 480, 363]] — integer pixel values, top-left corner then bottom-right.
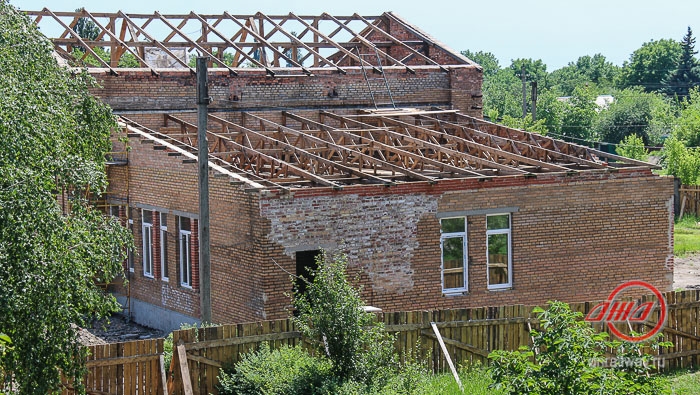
[[295, 250, 321, 297]]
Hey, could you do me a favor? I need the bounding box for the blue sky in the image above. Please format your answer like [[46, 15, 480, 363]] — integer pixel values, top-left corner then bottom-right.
[[12, 0, 700, 70]]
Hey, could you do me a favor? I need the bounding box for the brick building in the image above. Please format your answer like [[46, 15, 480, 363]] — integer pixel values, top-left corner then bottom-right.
[[32, 10, 674, 331]]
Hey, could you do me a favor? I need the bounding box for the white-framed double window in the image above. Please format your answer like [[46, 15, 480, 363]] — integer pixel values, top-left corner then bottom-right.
[[128, 218, 135, 272], [178, 216, 192, 288], [142, 209, 154, 278], [440, 217, 468, 294], [486, 214, 512, 289], [160, 212, 169, 281]]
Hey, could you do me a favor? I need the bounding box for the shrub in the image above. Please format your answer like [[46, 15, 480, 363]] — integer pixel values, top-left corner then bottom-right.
[[217, 343, 332, 395], [663, 136, 700, 185], [489, 301, 669, 395], [292, 250, 397, 387], [616, 133, 648, 160]]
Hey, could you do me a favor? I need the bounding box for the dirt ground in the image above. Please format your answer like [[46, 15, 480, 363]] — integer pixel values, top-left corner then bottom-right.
[[77, 315, 165, 346], [673, 252, 700, 290]]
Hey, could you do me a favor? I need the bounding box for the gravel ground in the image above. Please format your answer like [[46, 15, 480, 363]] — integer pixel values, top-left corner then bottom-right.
[[77, 314, 165, 346], [673, 252, 700, 290]]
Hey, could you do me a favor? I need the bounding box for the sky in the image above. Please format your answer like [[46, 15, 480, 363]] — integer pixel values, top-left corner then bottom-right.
[[11, 0, 700, 71]]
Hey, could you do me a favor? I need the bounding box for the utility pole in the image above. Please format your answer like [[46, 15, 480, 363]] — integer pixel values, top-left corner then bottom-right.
[[531, 81, 538, 121], [521, 64, 527, 119], [196, 57, 212, 323]]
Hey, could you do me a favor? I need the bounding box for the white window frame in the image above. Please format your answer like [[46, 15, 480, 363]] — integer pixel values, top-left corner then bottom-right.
[[160, 212, 169, 282], [440, 217, 468, 294], [179, 217, 192, 288], [486, 213, 512, 290], [142, 210, 154, 278]]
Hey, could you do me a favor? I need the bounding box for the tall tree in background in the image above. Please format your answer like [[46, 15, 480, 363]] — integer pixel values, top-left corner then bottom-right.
[[72, 8, 99, 52], [461, 49, 500, 76], [0, 2, 131, 393], [663, 27, 700, 99], [617, 39, 681, 92]]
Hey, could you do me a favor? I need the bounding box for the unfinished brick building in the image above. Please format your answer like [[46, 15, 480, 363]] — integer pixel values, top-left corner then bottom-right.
[[32, 9, 674, 331]]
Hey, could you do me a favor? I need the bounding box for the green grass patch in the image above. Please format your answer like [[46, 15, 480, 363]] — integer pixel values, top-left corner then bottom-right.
[[675, 215, 700, 256], [419, 366, 502, 395], [668, 369, 700, 394]]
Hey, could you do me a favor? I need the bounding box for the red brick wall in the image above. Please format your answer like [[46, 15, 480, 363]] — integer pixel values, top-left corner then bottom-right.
[[257, 171, 674, 318], [90, 67, 482, 117], [107, 121, 673, 324]]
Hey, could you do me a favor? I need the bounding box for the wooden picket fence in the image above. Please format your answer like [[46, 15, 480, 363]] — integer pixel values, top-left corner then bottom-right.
[[166, 289, 700, 395], [679, 185, 700, 217], [60, 338, 166, 395], [34, 289, 698, 394]]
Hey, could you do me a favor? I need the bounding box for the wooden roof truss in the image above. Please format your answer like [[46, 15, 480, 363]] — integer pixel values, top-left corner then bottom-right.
[[25, 9, 463, 76], [121, 110, 652, 191]]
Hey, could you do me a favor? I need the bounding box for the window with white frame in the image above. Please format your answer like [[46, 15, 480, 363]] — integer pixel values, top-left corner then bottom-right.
[[142, 210, 154, 278], [486, 214, 512, 289], [178, 216, 192, 288], [440, 217, 467, 294], [160, 212, 169, 281]]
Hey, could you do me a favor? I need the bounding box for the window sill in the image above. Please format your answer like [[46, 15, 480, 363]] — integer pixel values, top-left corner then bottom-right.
[[162, 277, 169, 283], [144, 274, 155, 279], [487, 285, 513, 292], [442, 290, 468, 297]]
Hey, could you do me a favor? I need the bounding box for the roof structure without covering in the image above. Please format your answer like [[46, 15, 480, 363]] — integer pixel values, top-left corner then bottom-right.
[[119, 109, 655, 192], [26, 9, 474, 76]]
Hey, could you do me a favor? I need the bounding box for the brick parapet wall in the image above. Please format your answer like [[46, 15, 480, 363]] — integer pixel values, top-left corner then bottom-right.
[[90, 66, 481, 117]]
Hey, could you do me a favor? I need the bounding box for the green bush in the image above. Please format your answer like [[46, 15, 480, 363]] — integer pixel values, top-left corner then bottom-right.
[[616, 133, 648, 160], [489, 301, 669, 395], [292, 250, 397, 387], [663, 136, 700, 185], [217, 343, 332, 395]]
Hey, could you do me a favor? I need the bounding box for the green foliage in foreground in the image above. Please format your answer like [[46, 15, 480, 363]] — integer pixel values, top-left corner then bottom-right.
[[675, 215, 700, 256], [0, 2, 132, 393], [488, 301, 670, 395], [616, 134, 648, 160]]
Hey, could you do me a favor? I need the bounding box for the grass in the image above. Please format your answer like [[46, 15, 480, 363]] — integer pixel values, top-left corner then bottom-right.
[[417, 366, 503, 395], [668, 369, 700, 394], [675, 215, 700, 256]]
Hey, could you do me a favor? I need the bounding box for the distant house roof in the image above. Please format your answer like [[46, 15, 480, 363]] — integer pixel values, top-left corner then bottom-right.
[[25, 9, 477, 76]]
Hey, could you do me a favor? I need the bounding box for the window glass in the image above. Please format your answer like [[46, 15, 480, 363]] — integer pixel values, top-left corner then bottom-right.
[[487, 214, 509, 230], [441, 217, 465, 233]]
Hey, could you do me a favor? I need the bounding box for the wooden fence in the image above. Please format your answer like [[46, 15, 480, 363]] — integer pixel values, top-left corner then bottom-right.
[[61, 338, 166, 395], [679, 185, 700, 217], [166, 289, 700, 395]]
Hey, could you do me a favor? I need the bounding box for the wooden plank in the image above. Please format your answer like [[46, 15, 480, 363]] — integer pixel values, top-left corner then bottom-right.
[[184, 331, 302, 351], [86, 354, 162, 368], [420, 328, 490, 358], [177, 343, 194, 395], [429, 322, 463, 391], [187, 354, 224, 368], [160, 354, 169, 395]]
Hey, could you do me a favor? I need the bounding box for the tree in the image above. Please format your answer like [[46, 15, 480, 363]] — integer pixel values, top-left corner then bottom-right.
[[616, 134, 648, 160], [0, 2, 131, 393], [291, 250, 395, 386], [594, 88, 672, 145], [549, 54, 619, 96], [559, 85, 599, 142], [663, 136, 700, 185], [617, 39, 681, 92], [461, 49, 501, 76], [675, 87, 700, 147], [663, 27, 700, 99], [489, 302, 669, 395], [72, 8, 100, 52]]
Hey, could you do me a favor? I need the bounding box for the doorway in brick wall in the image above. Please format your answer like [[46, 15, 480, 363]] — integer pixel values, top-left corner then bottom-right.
[[295, 250, 321, 297]]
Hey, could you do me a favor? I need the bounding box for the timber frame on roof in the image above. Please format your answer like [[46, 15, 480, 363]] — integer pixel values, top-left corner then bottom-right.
[[25, 9, 472, 76], [119, 109, 656, 192]]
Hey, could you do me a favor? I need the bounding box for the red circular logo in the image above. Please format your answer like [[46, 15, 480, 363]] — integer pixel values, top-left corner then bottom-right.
[[584, 280, 667, 343]]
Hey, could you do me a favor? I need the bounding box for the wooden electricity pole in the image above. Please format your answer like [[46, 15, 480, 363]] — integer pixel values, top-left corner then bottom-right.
[[521, 64, 527, 119], [196, 57, 212, 324]]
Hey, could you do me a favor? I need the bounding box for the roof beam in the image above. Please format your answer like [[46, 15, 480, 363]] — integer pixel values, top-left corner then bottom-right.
[[117, 11, 195, 73], [319, 112, 529, 175], [244, 113, 436, 182], [165, 115, 342, 188], [40, 8, 118, 75], [223, 12, 310, 74], [208, 114, 392, 185], [286, 112, 494, 178], [321, 12, 414, 73], [153, 11, 238, 75]]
